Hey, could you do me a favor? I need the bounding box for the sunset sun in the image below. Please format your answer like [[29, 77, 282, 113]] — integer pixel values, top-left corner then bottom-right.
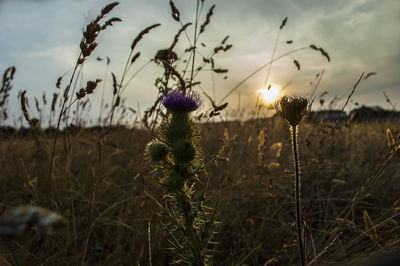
[[259, 85, 281, 104]]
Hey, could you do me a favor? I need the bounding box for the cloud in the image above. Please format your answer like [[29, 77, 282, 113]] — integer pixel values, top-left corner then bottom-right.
[[0, 0, 399, 124]]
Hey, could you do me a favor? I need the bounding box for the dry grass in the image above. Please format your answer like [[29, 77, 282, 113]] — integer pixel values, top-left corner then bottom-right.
[[0, 118, 399, 265], [0, 1, 399, 265]]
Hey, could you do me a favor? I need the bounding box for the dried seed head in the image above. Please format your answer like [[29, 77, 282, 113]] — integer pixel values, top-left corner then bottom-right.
[[200, 4, 215, 34], [20, 90, 31, 123], [86, 78, 102, 94], [280, 16, 288, 30], [130, 52, 141, 65], [154, 49, 178, 64], [79, 2, 120, 60], [293, 60, 301, 71], [275, 95, 309, 126], [101, 17, 122, 30], [51, 93, 58, 112], [131, 23, 161, 51], [170, 23, 191, 51], [99, 2, 120, 19], [169, 0, 180, 22], [76, 88, 86, 100], [56, 76, 62, 89], [386, 128, 395, 147]]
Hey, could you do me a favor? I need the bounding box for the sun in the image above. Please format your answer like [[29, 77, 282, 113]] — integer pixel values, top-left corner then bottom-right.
[[258, 85, 281, 104]]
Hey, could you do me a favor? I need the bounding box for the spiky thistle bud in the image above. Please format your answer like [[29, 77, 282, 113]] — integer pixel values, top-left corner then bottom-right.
[[275, 95, 310, 126], [163, 112, 194, 144], [162, 171, 185, 193], [172, 139, 196, 163], [147, 142, 168, 162]]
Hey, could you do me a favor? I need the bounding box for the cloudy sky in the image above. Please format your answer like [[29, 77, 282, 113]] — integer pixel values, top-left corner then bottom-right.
[[0, 0, 399, 124]]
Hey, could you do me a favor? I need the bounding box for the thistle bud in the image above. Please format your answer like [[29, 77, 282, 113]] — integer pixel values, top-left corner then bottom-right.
[[275, 96, 309, 126], [147, 142, 168, 162], [163, 171, 185, 192], [164, 112, 194, 144], [172, 139, 196, 163]]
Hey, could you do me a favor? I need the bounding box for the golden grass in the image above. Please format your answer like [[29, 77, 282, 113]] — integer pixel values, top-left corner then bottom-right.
[[0, 118, 399, 265]]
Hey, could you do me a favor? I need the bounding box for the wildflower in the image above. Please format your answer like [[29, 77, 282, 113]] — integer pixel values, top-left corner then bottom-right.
[[275, 95, 309, 126], [147, 85, 217, 265], [162, 89, 201, 113]]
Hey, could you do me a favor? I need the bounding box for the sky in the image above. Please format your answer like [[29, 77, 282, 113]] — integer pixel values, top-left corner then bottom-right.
[[0, 0, 399, 124]]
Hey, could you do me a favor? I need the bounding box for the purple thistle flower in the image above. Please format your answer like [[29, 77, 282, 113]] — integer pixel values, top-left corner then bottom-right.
[[161, 89, 201, 113]]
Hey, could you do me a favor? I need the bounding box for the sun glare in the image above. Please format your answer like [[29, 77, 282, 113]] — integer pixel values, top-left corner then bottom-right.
[[259, 85, 281, 104]]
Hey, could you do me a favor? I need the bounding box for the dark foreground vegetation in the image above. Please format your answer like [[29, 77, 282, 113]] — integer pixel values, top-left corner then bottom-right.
[[0, 117, 399, 265]]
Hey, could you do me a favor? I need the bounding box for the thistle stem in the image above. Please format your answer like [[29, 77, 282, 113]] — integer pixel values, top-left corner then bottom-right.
[[291, 125, 306, 266]]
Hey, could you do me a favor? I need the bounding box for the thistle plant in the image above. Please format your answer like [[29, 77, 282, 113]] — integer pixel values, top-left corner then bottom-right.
[[275, 95, 310, 266], [146, 88, 218, 265]]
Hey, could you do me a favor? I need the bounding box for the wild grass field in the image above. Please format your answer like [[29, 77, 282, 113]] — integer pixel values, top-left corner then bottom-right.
[[0, 1, 399, 265], [0, 118, 399, 265]]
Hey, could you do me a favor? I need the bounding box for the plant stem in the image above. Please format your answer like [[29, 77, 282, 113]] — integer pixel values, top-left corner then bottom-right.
[[188, 0, 200, 91], [263, 28, 281, 88], [291, 125, 306, 266], [49, 53, 82, 195]]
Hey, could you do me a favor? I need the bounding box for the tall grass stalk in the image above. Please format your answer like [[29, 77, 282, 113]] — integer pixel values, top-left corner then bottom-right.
[[48, 2, 121, 193], [108, 23, 161, 127]]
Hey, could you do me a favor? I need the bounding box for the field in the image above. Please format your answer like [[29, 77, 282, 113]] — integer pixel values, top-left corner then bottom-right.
[[0, 1, 399, 265], [0, 117, 399, 265]]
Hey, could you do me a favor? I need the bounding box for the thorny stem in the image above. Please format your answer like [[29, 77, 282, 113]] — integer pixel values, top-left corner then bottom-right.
[[181, 198, 203, 265], [291, 125, 306, 266]]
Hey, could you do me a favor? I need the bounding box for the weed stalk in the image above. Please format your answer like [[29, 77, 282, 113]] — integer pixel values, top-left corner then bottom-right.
[[275, 95, 310, 266], [291, 124, 306, 266]]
